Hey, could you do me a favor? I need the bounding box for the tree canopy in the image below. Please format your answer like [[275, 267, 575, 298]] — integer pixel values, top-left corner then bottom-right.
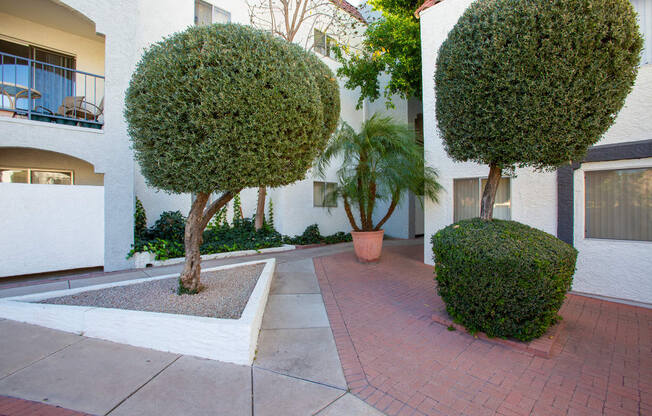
[[435, 0, 642, 219], [435, 0, 642, 171], [125, 24, 339, 292], [125, 24, 333, 195], [334, 0, 424, 108]]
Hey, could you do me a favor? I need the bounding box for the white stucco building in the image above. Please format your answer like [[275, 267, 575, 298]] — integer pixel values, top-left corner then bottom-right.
[[0, 0, 423, 278], [418, 0, 652, 305]]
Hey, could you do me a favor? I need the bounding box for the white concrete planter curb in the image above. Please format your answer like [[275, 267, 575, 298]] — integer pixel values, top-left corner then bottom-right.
[[0, 259, 276, 366], [133, 244, 295, 269]]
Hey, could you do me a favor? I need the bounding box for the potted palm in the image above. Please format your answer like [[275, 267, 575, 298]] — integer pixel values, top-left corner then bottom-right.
[[316, 114, 442, 262]]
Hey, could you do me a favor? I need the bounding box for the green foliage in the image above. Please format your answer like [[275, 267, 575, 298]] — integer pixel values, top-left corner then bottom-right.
[[368, 0, 425, 17], [232, 193, 243, 224], [207, 207, 228, 230], [132, 238, 185, 261], [134, 197, 147, 240], [267, 199, 275, 230], [151, 211, 186, 243], [201, 217, 284, 253], [125, 24, 336, 194], [316, 114, 441, 231], [334, 3, 422, 107], [431, 219, 578, 341], [284, 224, 352, 245], [304, 53, 341, 147], [435, 0, 643, 170]]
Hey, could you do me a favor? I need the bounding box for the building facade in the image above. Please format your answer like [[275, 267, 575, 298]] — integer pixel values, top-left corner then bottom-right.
[[418, 0, 652, 305], [0, 0, 422, 278]]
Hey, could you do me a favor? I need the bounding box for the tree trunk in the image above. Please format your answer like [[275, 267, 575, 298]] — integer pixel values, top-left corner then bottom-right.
[[179, 192, 209, 293], [480, 164, 502, 220], [343, 194, 361, 231], [179, 191, 238, 294], [255, 186, 266, 231], [374, 193, 399, 231]]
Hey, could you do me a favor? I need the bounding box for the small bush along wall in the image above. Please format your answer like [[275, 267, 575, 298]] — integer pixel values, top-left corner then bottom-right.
[[431, 219, 577, 342]]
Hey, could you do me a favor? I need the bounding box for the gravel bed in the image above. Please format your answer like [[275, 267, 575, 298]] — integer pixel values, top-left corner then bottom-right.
[[38, 264, 265, 319]]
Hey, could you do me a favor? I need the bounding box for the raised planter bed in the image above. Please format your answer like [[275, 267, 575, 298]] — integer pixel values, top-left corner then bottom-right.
[[0, 259, 276, 365], [133, 244, 294, 268]]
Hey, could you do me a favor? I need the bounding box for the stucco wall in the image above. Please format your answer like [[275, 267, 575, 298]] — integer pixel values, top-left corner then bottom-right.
[[420, 0, 652, 304], [0, 147, 104, 185], [572, 158, 652, 305], [0, 183, 104, 277]]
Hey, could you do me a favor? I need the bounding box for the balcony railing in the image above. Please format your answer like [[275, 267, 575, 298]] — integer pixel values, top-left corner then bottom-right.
[[0, 51, 104, 129]]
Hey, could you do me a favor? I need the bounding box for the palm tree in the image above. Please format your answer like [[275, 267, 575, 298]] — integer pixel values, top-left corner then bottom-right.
[[316, 113, 442, 232]]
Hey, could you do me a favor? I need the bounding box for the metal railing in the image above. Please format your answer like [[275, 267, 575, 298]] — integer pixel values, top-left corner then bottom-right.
[[0, 51, 105, 129]]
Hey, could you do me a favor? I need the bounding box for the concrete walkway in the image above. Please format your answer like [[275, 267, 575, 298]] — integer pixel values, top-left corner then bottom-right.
[[0, 243, 390, 416]]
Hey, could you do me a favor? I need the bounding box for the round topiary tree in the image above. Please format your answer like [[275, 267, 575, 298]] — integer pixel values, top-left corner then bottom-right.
[[253, 51, 340, 231], [125, 24, 338, 293], [432, 219, 578, 341], [435, 0, 643, 219]]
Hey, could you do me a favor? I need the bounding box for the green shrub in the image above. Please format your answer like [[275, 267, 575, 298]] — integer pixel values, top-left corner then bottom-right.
[[151, 211, 186, 243], [201, 217, 284, 253], [284, 224, 352, 245], [431, 219, 577, 341], [134, 197, 147, 240]]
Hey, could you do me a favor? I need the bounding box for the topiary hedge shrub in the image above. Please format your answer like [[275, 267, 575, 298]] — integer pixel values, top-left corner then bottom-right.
[[431, 219, 577, 341]]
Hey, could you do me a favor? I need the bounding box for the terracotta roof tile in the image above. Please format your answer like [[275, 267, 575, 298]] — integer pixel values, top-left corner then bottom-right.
[[330, 0, 367, 23], [415, 0, 444, 18]]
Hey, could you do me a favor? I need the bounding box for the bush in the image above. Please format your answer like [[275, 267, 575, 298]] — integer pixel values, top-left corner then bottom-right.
[[134, 197, 147, 240], [201, 217, 284, 253], [431, 219, 577, 341], [284, 224, 353, 245], [151, 211, 186, 243]]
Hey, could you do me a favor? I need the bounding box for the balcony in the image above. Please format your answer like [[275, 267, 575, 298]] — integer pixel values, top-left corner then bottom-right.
[[1, 50, 104, 129]]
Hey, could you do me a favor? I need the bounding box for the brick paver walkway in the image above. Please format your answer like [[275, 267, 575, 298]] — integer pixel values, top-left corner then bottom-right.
[[0, 396, 92, 416], [314, 244, 652, 416]]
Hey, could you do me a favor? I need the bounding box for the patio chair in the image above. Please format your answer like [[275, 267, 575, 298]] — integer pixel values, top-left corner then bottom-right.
[[56, 96, 104, 127]]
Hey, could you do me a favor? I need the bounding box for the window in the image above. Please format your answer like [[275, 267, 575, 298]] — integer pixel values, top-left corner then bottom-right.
[[453, 177, 511, 221], [0, 167, 73, 185], [195, 0, 231, 26], [314, 30, 336, 57], [585, 168, 651, 241], [0, 39, 75, 113], [314, 181, 338, 207]]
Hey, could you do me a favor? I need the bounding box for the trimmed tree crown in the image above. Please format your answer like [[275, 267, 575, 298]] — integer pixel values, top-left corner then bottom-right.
[[125, 24, 337, 194], [435, 0, 643, 170]]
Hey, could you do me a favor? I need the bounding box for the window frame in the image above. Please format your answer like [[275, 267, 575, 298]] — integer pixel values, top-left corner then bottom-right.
[[313, 181, 338, 208], [0, 166, 74, 185], [313, 29, 336, 58], [194, 0, 231, 26], [453, 176, 512, 221], [583, 166, 652, 242]]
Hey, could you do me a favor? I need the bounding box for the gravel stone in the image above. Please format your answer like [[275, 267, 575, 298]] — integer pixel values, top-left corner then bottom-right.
[[38, 264, 265, 319]]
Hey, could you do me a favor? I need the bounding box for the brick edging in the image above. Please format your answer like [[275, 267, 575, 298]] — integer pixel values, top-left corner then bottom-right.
[[0, 395, 92, 416], [313, 256, 421, 416]]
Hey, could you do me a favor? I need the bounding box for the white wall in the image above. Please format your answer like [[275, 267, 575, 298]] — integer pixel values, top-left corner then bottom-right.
[[0, 183, 104, 277], [420, 0, 652, 304], [572, 158, 652, 305]]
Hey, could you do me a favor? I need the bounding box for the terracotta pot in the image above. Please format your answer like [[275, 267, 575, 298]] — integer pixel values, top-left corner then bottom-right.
[[351, 230, 384, 263]]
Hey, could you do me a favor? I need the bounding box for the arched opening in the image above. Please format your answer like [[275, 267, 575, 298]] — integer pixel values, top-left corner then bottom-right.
[[0, 0, 105, 127], [0, 147, 104, 278], [0, 146, 104, 185]]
